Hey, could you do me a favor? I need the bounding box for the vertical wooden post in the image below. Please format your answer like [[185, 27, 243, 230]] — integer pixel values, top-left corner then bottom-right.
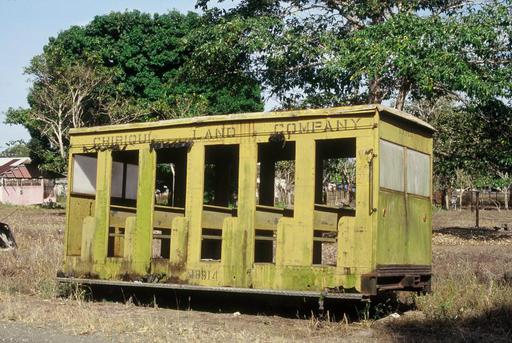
[[230, 139, 257, 286], [286, 138, 315, 266], [475, 190, 480, 228], [92, 150, 112, 264], [132, 146, 155, 273], [185, 144, 205, 265]]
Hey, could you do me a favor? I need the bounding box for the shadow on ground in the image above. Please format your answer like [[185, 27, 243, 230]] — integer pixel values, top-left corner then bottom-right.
[[380, 305, 512, 342], [64, 284, 409, 321], [434, 227, 511, 241]]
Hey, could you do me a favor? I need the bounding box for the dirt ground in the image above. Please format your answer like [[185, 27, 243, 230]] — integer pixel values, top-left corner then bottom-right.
[[0, 206, 511, 342]]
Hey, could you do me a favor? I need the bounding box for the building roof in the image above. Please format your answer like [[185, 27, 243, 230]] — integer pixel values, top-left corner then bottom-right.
[[0, 158, 65, 180], [0, 157, 42, 179], [0, 157, 30, 172], [69, 104, 435, 136]]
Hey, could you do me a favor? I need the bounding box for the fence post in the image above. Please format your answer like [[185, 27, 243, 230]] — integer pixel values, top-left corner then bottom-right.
[[475, 190, 480, 228]]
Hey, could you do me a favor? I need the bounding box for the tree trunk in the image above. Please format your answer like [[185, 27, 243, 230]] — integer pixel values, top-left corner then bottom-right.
[[459, 189, 464, 211], [508, 187, 512, 211], [368, 78, 384, 104], [444, 189, 451, 210], [505, 188, 509, 210], [395, 80, 410, 111], [346, 182, 352, 205], [56, 129, 65, 158], [441, 188, 447, 209]]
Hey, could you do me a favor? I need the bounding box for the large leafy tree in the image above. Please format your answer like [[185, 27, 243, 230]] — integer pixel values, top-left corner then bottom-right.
[[50, 10, 263, 116], [196, 0, 511, 109], [197, 0, 512, 206], [6, 10, 263, 173]]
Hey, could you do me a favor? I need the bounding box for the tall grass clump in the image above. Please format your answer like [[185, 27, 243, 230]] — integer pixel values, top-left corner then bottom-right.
[[415, 263, 512, 335]]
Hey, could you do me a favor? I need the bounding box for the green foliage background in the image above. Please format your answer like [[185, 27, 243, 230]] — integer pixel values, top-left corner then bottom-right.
[[3, 1, 512, 194]]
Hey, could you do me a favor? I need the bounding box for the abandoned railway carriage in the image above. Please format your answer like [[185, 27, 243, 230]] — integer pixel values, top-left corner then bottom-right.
[[59, 105, 434, 299]]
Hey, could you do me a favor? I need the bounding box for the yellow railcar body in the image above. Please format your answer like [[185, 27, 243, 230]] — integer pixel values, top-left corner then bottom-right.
[[61, 105, 434, 297]]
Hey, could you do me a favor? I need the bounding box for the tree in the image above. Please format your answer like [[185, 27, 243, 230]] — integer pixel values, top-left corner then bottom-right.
[[44, 10, 263, 117], [6, 10, 263, 173], [0, 140, 30, 157], [454, 168, 473, 210], [275, 161, 295, 208], [496, 172, 512, 210], [196, 0, 511, 110], [5, 107, 67, 173], [22, 59, 113, 158], [409, 97, 512, 208]]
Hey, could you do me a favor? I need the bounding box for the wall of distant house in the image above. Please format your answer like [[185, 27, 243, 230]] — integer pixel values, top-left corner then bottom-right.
[[0, 179, 47, 205]]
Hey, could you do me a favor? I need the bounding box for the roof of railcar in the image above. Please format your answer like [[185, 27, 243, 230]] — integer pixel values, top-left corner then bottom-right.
[[69, 104, 434, 135]]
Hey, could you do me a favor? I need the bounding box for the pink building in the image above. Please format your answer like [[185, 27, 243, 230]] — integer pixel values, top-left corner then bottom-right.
[[0, 157, 62, 206]]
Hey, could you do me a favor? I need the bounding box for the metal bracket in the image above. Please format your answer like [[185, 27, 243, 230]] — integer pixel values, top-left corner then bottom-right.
[[365, 149, 377, 215]]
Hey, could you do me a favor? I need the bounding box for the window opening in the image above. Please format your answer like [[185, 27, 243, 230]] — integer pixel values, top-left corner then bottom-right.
[[108, 150, 138, 258], [313, 138, 355, 267], [68, 153, 98, 256], [152, 228, 171, 259], [407, 149, 430, 197], [312, 230, 337, 266], [379, 140, 405, 192], [72, 153, 97, 195], [203, 145, 239, 208], [152, 147, 187, 261], [254, 229, 276, 263], [111, 150, 139, 207], [257, 141, 295, 209], [315, 139, 356, 208], [200, 228, 222, 261], [154, 147, 187, 208], [107, 227, 125, 257]]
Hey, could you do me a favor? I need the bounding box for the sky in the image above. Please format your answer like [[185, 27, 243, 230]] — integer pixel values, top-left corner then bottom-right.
[[0, 0, 235, 149]]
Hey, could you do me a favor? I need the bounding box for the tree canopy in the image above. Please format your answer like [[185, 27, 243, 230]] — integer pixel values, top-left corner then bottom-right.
[[196, 0, 511, 110], [3, 3, 511, 197], [44, 10, 263, 116], [6, 10, 263, 172]]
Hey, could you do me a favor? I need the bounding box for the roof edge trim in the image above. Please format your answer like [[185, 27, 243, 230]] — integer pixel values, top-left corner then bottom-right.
[[69, 104, 434, 135]]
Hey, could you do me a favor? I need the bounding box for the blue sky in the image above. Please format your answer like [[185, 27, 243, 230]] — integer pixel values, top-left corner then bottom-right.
[[0, 0, 233, 149]]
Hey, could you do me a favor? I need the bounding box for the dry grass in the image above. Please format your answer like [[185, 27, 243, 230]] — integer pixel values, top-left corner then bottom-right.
[[0, 206, 64, 297], [384, 274, 512, 341], [0, 293, 367, 342], [0, 205, 511, 342]]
